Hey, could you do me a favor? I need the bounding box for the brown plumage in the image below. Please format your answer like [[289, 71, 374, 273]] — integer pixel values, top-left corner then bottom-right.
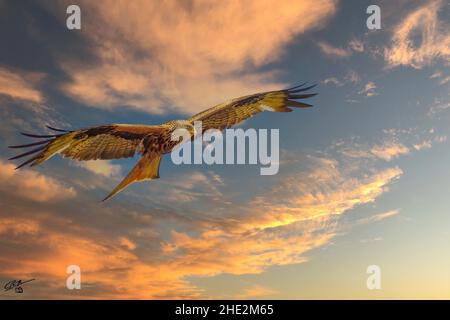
[[9, 83, 317, 200]]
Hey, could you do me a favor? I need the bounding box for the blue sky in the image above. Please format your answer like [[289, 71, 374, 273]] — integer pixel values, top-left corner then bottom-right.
[[0, 0, 449, 299]]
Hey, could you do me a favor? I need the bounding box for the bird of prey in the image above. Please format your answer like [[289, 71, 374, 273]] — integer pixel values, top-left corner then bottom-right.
[[9, 83, 317, 201]]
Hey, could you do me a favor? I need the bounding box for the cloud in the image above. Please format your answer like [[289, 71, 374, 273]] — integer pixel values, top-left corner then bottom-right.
[[318, 41, 352, 58], [335, 127, 446, 162], [0, 218, 40, 236], [430, 71, 443, 79], [440, 76, 450, 84], [49, 0, 337, 114], [322, 70, 360, 87], [428, 98, 450, 116], [360, 209, 401, 224], [413, 140, 433, 151], [119, 237, 137, 251], [0, 159, 76, 202], [75, 160, 122, 178], [0, 141, 405, 298], [0, 66, 45, 103], [322, 77, 343, 86], [233, 285, 278, 299], [243, 162, 403, 229], [359, 81, 378, 97], [318, 38, 364, 58], [384, 0, 450, 69], [370, 141, 409, 161], [340, 140, 409, 162], [349, 39, 364, 53], [146, 171, 226, 205], [429, 71, 450, 84]]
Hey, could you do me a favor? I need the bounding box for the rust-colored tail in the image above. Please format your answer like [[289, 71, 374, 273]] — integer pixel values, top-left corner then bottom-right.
[[102, 153, 162, 201]]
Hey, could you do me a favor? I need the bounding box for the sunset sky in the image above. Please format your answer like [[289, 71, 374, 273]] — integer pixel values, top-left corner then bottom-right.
[[1, 0, 449, 299]]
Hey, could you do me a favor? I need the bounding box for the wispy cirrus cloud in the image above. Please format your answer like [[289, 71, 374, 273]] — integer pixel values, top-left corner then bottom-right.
[[349, 39, 364, 53], [370, 142, 409, 161], [233, 285, 278, 299], [318, 38, 365, 59], [359, 81, 378, 97], [322, 70, 361, 87], [333, 127, 447, 162], [318, 41, 352, 58], [384, 0, 450, 69], [355, 209, 401, 225], [0, 66, 46, 104], [429, 71, 450, 85]]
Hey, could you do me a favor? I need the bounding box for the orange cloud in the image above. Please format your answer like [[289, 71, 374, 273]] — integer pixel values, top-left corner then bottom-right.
[[0, 66, 45, 103], [0, 218, 40, 236], [370, 142, 409, 161], [384, 0, 450, 68], [241, 162, 403, 230], [51, 0, 337, 114], [318, 41, 352, 58], [75, 160, 122, 178], [0, 160, 76, 202], [0, 150, 403, 298], [233, 285, 278, 299]]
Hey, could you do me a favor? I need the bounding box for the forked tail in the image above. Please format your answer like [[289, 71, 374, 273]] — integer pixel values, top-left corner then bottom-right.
[[102, 153, 162, 201]]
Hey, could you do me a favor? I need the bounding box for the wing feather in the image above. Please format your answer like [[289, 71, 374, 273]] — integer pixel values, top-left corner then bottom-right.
[[189, 83, 317, 132], [8, 124, 165, 169]]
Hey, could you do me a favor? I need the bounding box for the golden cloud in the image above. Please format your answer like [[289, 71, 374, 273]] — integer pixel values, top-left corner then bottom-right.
[[370, 142, 410, 161], [0, 160, 76, 202], [75, 160, 122, 178], [0, 150, 403, 298], [318, 41, 352, 58], [0, 66, 45, 103], [52, 0, 337, 114], [233, 285, 278, 299], [384, 0, 450, 69]]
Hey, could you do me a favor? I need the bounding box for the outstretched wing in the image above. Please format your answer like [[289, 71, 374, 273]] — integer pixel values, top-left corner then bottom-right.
[[189, 83, 317, 132], [9, 124, 165, 169]]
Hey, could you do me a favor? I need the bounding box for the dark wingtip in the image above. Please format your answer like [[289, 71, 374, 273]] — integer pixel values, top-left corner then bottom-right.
[[46, 125, 69, 133], [287, 100, 314, 108], [8, 139, 53, 149], [286, 82, 308, 91], [8, 145, 47, 160], [101, 194, 112, 202], [289, 93, 318, 99], [20, 132, 62, 138], [14, 155, 40, 170], [288, 83, 318, 93]]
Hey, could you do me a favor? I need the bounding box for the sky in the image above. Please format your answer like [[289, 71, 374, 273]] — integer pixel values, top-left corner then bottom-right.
[[0, 0, 449, 299]]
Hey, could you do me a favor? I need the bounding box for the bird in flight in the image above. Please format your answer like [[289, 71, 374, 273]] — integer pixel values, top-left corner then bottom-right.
[[9, 83, 317, 201]]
